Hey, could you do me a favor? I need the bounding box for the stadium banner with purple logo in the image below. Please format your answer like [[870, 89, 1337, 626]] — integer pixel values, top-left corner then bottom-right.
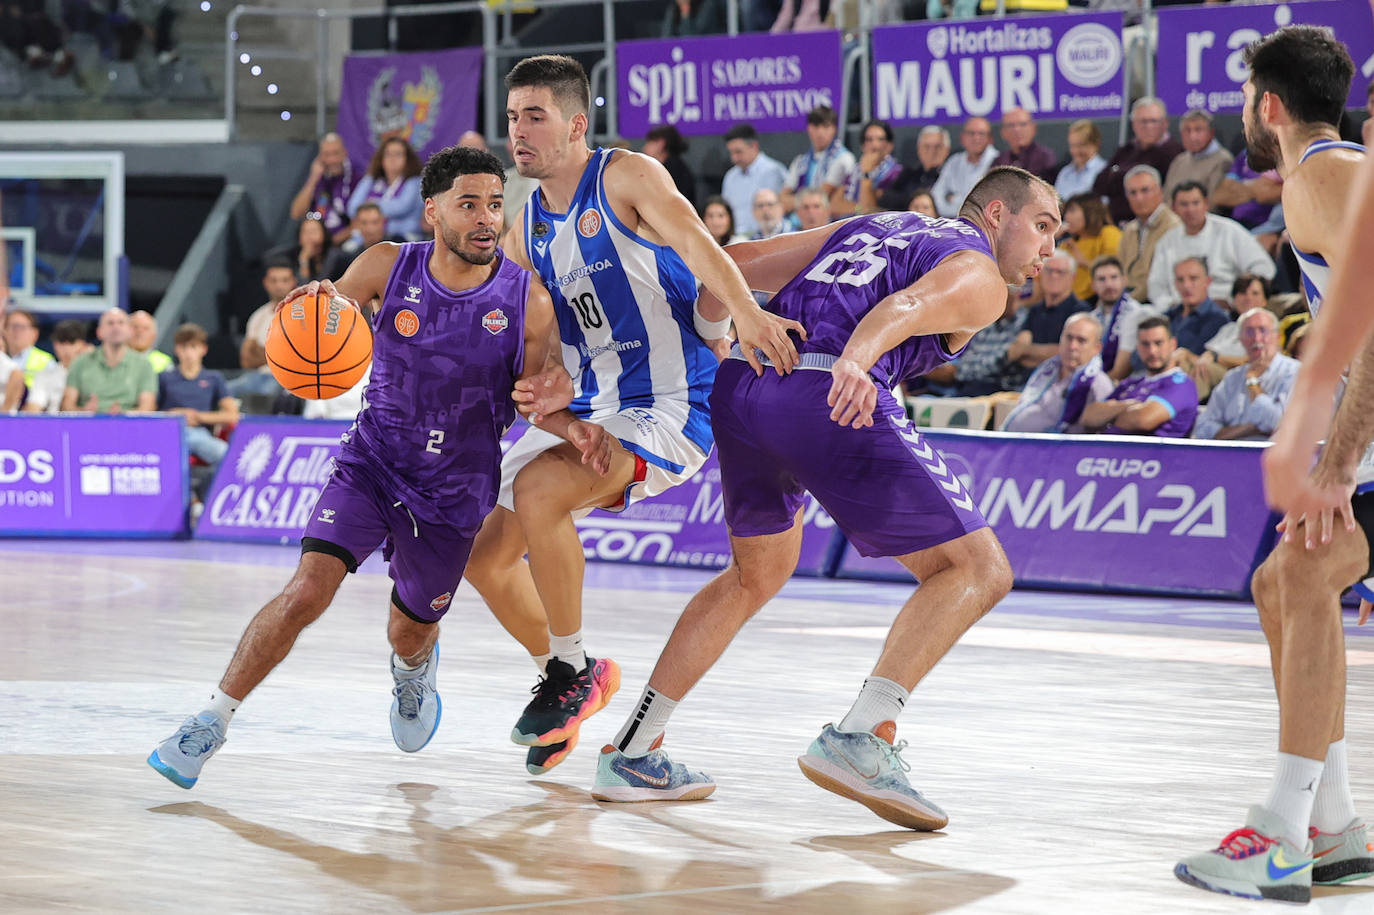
[[835, 431, 1276, 598], [617, 31, 844, 137], [872, 12, 1125, 126], [337, 46, 483, 175], [1155, 0, 1374, 115], [0, 415, 188, 538]]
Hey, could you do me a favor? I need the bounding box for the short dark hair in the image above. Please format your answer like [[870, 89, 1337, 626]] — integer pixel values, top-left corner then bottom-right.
[[960, 166, 1057, 220], [420, 145, 507, 200], [645, 124, 688, 156], [1171, 180, 1208, 203], [861, 119, 894, 143], [1137, 314, 1172, 335], [505, 54, 590, 118], [1243, 26, 1354, 129], [173, 323, 208, 347], [51, 319, 88, 344], [262, 256, 294, 276], [1091, 255, 1124, 277], [1232, 272, 1272, 300], [807, 105, 837, 127], [724, 123, 759, 144]]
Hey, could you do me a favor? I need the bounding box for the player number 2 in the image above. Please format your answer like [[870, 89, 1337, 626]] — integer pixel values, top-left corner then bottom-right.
[[426, 430, 444, 454], [571, 292, 604, 329], [804, 231, 909, 286]]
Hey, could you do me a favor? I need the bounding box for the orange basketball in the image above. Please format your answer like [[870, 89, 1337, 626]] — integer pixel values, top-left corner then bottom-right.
[[264, 291, 373, 399]]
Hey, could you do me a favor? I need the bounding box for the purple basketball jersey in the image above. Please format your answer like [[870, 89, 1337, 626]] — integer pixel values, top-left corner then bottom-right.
[[767, 212, 996, 387], [340, 241, 529, 531]]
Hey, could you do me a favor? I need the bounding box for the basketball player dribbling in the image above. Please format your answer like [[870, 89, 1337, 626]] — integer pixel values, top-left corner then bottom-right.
[[460, 55, 807, 776], [1174, 27, 1374, 904], [588, 168, 1057, 828], [147, 146, 609, 789]]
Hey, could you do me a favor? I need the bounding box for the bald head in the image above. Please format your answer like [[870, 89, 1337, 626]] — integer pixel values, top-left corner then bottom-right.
[[457, 131, 488, 152]]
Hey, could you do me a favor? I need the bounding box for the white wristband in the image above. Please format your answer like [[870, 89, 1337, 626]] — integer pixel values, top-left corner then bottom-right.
[[694, 309, 732, 339]]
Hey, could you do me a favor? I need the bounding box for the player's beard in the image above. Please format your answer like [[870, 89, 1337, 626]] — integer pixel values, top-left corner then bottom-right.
[[439, 222, 497, 266], [1245, 102, 1283, 172]]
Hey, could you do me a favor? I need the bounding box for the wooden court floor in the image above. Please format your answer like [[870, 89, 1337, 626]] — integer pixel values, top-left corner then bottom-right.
[[4, 539, 1374, 914]]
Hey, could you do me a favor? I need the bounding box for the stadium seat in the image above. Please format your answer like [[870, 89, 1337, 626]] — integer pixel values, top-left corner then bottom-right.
[[907, 396, 991, 430]]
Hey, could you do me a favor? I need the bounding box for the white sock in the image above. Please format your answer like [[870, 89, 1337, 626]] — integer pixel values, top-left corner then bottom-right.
[[1264, 752, 1324, 848], [206, 688, 241, 723], [1312, 739, 1359, 834], [613, 686, 678, 757], [549, 630, 586, 673], [838, 676, 910, 735], [392, 652, 423, 671], [532, 651, 552, 674]]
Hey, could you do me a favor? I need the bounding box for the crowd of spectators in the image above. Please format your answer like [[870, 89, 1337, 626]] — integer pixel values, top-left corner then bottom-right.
[[1, 0, 183, 80]]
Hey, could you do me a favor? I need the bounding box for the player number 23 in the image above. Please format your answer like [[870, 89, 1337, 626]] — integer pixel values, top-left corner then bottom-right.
[[804, 232, 909, 286]]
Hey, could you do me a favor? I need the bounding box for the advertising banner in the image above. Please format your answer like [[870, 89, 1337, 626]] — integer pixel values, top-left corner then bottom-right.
[[835, 431, 1276, 597], [1155, 0, 1374, 115], [337, 46, 483, 175], [872, 12, 1125, 125], [618, 31, 844, 137], [0, 415, 187, 537]]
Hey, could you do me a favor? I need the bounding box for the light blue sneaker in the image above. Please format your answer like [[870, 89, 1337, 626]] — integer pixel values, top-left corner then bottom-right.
[[1175, 806, 1312, 903], [797, 721, 949, 830], [590, 741, 716, 802], [391, 645, 441, 752], [147, 711, 227, 789]]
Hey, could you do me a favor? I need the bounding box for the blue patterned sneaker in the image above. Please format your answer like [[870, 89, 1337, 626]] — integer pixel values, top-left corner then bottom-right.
[[1312, 820, 1374, 885], [147, 712, 227, 789], [526, 733, 578, 776], [590, 741, 716, 802], [512, 656, 620, 747], [796, 721, 948, 831], [1174, 806, 1313, 903], [391, 645, 441, 753]]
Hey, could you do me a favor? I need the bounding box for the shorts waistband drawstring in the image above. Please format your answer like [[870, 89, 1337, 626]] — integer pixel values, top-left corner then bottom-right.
[[394, 500, 418, 538]]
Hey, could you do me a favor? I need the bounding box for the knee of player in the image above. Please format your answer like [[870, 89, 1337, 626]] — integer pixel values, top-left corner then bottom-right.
[[511, 471, 577, 520], [729, 559, 790, 607]]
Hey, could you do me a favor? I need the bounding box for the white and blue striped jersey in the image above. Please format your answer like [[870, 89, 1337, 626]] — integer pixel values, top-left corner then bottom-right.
[[520, 147, 715, 456], [1293, 138, 1365, 316]]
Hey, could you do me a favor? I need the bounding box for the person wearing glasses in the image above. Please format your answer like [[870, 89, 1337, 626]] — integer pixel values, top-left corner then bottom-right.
[[1191, 307, 1297, 441], [1093, 96, 1184, 224]]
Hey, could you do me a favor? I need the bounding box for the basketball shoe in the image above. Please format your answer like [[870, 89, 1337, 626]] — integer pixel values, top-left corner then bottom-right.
[[796, 721, 949, 830], [1311, 820, 1374, 885], [591, 739, 716, 802], [147, 712, 227, 789], [391, 645, 441, 752], [511, 656, 619, 747], [1174, 806, 1313, 903], [526, 734, 577, 776]]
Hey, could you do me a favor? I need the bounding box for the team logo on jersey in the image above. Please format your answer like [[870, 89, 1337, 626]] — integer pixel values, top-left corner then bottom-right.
[[394, 308, 420, 338], [429, 592, 452, 612], [532, 221, 550, 237], [404, 285, 422, 304], [533, 240, 549, 257], [578, 209, 602, 238], [483, 309, 509, 335]]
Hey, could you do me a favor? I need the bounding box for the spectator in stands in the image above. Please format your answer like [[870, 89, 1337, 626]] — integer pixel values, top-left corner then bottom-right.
[[1192, 308, 1297, 441], [1117, 165, 1178, 304], [229, 258, 294, 399], [128, 309, 172, 373], [1181, 272, 1270, 398], [1054, 119, 1107, 202], [701, 195, 745, 246], [781, 105, 854, 215], [993, 108, 1057, 181], [749, 188, 791, 239], [721, 123, 787, 236], [302, 366, 371, 420], [1211, 149, 1282, 230], [269, 215, 345, 285], [1147, 181, 1275, 310], [835, 120, 912, 216], [158, 323, 238, 467], [0, 0, 72, 76], [1081, 315, 1199, 438], [642, 124, 697, 205], [1163, 109, 1233, 201], [922, 290, 1026, 397], [289, 133, 356, 245], [116, 0, 179, 65], [1089, 255, 1151, 382], [931, 117, 996, 217], [1002, 312, 1114, 434], [61, 307, 157, 413], [0, 348, 22, 412], [1007, 249, 1091, 372], [1061, 193, 1121, 301], [908, 189, 937, 218], [909, 126, 951, 191], [346, 135, 423, 239], [457, 131, 487, 151], [338, 202, 392, 271], [1163, 256, 1232, 403], [794, 187, 831, 231], [2, 308, 52, 387], [22, 319, 88, 413], [662, 0, 726, 36], [1093, 97, 1184, 225]]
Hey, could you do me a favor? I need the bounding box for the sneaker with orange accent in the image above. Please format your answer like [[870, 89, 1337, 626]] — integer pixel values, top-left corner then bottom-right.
[[1174, 806, 1312, 903], [796, 721, 948, 831], [590, 737, 716, 802], [511, 656, 620, 747], [526, 733, 578, 776], [1311, 820, 1374, 885]]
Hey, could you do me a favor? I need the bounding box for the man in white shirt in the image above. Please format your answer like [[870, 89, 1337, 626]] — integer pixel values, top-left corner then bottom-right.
[[21, 319, 90, 413], [1192, 307, 1298, 441], [930, 117, 997, 216], [780, 105, 855, 214], [721, 123, 788, 236], [1147, 181, 1275, 309]]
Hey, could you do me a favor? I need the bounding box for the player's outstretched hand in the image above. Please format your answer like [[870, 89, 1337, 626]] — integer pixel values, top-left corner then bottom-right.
[[1263, 403, 1330, 512], [733, 307, 806, 376], [828, 358, 877, 429], [513, 365, 574, 422], [565, 419, 613, 476], [1273, 462, 1356, 550]]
